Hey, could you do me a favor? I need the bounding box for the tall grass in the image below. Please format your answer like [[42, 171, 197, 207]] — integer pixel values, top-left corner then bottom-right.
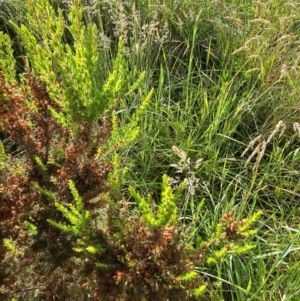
[[100, 1, 300, 300], [1, 0, 300, 300]]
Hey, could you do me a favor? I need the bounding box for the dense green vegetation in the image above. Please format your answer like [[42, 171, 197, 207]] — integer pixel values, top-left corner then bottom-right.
[[1, 0, 300, 300]]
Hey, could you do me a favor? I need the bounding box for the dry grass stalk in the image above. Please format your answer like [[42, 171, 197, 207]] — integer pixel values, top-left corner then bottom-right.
[[224, 16, 244, 28], [231, 46, 250, 55], [249, 18, 272, 27], [242, 121, 287, 170]]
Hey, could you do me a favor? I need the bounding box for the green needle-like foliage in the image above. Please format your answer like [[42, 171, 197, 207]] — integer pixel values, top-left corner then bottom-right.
[[0, 31, 16, 84], [9, 0, 145, 135], [0, 141, 6, 170], [129, 174, 186, 229], [47, 180, 91, 237]]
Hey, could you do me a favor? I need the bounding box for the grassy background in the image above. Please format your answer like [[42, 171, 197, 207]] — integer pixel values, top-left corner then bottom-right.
[[1, 0, 300, 300]]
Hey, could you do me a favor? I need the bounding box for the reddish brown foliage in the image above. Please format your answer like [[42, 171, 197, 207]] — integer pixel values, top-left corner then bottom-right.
[[0, 70, 113, 299]]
